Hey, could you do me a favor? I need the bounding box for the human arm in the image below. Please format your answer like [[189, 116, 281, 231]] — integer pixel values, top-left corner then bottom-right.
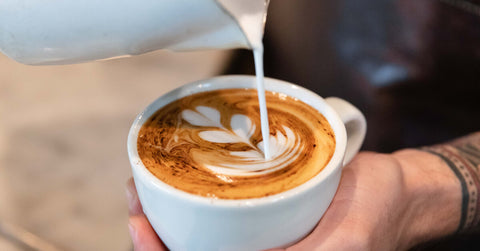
[[283, 149, 461, 250]]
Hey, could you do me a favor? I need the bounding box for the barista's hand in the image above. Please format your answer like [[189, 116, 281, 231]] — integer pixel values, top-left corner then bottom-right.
[[126, 150, 461, 251], [273, 150, 461, 251]]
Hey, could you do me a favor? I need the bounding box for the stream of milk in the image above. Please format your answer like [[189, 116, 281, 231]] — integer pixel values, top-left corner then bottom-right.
[[253, 48, 271, 159]]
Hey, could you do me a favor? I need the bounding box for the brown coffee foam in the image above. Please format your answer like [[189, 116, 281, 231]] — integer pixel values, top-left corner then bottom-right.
[[137, 89, 335, 199]]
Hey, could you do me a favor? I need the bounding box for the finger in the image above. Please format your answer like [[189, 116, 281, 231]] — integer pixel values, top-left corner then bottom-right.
[[129, 215, 168, 251], [126, 178, 143, 216]]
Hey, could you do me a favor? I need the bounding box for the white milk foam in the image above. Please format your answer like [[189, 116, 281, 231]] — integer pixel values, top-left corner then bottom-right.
[[181, 105, 302, 177], [204, 126, 300, 177]]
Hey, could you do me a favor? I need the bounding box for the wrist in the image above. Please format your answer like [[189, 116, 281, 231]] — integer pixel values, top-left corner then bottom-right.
[[391, 149, 462, 249]]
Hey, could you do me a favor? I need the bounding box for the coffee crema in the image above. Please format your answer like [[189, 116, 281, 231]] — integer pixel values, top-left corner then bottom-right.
[[137, 89, 335, 199]]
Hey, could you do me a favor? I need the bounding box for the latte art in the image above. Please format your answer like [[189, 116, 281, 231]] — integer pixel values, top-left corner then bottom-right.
[[138, 89, 335, 199], [183, 106, 300, 176]]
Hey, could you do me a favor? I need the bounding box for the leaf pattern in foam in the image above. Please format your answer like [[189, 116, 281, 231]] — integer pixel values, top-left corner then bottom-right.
[[198, 131, 240, 143], [231, 114, 256, 140], [181, 106, 222, 127], [182, 106, 256, 146]]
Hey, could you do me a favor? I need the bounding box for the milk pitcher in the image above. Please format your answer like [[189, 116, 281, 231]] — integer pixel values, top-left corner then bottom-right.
[[0, 0, 268, 65]]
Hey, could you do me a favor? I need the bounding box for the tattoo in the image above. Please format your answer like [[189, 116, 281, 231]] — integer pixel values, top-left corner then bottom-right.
[[421, 132, 480, 232]]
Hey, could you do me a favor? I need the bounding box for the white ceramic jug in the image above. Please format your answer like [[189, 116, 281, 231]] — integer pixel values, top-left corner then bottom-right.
[[0, 0, 268, 65]]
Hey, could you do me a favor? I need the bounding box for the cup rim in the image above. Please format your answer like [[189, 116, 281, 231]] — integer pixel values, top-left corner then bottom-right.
[[128, 75, 347, 207]]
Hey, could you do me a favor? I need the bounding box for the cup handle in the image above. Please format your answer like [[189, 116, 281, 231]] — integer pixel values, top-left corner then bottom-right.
[[325, 97, 367, 165]]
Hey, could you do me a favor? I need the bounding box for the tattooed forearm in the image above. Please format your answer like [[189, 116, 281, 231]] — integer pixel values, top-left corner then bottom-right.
[[421, 132, 480, 232]]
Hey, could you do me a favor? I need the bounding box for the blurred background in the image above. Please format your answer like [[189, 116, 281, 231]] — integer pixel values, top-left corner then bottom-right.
[[1, 0, 480, 250]]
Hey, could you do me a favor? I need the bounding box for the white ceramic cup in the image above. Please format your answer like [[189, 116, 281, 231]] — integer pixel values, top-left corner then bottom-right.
[[128, 75, 366, 251]]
